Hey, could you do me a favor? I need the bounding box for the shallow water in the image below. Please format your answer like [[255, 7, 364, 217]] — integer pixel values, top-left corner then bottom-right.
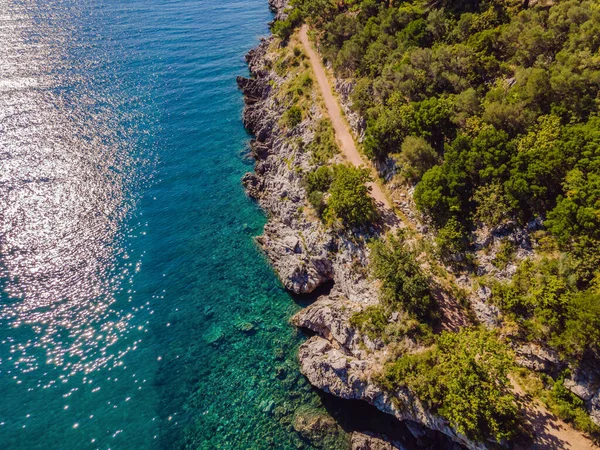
[[0, 0, 346, 448]]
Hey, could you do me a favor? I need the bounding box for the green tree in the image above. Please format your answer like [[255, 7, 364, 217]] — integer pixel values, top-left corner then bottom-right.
[[382, 329, 519, 443], [556, 291, 600, 358], [369, 231, 434, 320], [546, 169, 600, 246], [472, 182, 511, 228], [325, 165, 378, 227], [395, 136, 438, 183]]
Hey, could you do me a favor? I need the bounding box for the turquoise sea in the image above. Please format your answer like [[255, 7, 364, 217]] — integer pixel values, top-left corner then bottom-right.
[[0, 0, 353, 448]]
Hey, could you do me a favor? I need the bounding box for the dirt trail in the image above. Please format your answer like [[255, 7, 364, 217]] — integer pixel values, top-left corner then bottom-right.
[[510, 377, 598, 450], [299, 26, 393, 215]]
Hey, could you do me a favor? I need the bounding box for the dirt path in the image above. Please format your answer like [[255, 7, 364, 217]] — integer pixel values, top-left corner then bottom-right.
[[299, 26, 394, 217], [510, 377, 598, 449]]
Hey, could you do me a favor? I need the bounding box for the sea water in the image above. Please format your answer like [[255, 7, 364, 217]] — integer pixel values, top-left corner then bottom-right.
[[0, 0, 345, 448]]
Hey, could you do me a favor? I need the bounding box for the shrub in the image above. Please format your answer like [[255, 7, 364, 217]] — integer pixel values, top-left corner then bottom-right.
[[325, 164, 378, 227], [308, 190, 326, 216], [306, 165, 333, 193], [434, 216, 468, 263], [543, 375, 600, 438], [349, 306, 388, 340], [395, 136, 438, 183], [284, 105, 303, 128], [381, 329, 519, 443], [307, 119, 337, 164], [472, 182, 511, 228], [369, 231, 434, 321], [492, 240, 516, 270], [271, 8, 303, 40]]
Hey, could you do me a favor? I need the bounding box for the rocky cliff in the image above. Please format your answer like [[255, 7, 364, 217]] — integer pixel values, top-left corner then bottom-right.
[[237, 8, 483, 449]]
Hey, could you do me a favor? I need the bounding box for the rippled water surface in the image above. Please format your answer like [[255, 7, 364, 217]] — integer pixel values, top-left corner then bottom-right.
[[0, 0, 344, 448]]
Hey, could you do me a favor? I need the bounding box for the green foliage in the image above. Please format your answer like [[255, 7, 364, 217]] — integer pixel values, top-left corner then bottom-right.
[[285, 0, 600, 438], [308, 190, 327, 216], [304, 164, 377, 226], [283, 105, 303, 128], [272, 8, 304, 40], [306, 165, 333, 217], [307, 119, 338, 164], [325, 164, 378, 227], [434, 216, 468, 263], [556, 291, 600, 358], [492, 240, 516, 270], [395, 135, 438, 184], [543, 374, 600, 438], [292, 0, 600, 258], [471, 182, 510, 228], [491, 256, 600, 359], [349, 306, 388, 340], [369, 231, 434, 321], [546, 169, 600, 246], [363, 96, 455, 159], [306, 165, 333, 193], [381, 329, 519, 443]]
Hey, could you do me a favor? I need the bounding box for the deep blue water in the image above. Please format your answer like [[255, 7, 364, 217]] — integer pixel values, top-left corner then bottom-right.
[[0, 0, 344, 448]]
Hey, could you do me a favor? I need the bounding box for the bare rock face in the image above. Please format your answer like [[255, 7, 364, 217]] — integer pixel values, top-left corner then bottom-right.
[[238, 36, 336, 295], [590, 392, 600, 426], [565, 369, 598, 402], [472, 222, 534, 281], [471, 285, 501, 329], [334, 79, 366, 141], [291, 296, 382, 356], [563, 363, 600, 425], [351, 432, 405, 450], [257, 221, 334, 294], [268, 0, 290, 20], [515, 343, 563, 375]]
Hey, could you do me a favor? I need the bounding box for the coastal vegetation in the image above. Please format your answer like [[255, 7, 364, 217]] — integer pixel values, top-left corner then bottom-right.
[[369, 230, 434, 321], [306, 164, 378, 227], [380, 329, 519, 443], [267, 0, 600, 445]]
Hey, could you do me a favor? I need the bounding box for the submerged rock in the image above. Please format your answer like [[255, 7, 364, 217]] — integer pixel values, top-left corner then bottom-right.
[[202, 325, 224, 344]]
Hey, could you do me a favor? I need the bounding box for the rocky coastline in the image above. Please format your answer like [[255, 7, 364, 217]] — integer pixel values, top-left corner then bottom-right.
[[236, 3, 481, 449]]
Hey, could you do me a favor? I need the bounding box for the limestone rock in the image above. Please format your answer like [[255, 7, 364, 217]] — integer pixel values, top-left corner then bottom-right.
[[351, 432, 405, 450], [291, 296, 382, 356], [515, 343, 563, 375]]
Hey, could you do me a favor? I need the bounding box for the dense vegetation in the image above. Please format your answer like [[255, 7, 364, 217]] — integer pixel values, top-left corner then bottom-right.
[[369, 231, 434, 321], [492, 256, 600, 360], [272, 0, 600, 443], [306, 164, 379, 227], [381, 329, 519, 443], [285, 0, 600, 256]]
